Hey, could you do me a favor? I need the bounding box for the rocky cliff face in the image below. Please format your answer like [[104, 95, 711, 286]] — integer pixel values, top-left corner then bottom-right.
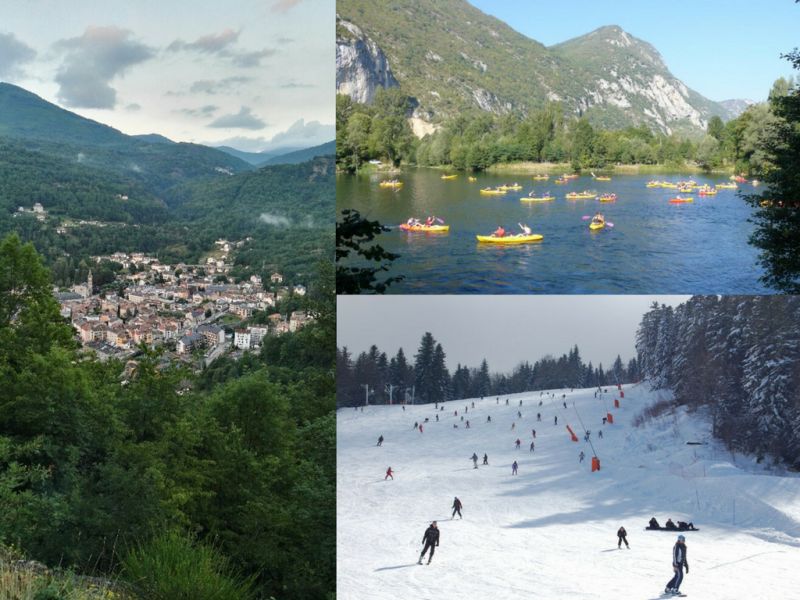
[[336, 17, 398, 104], [336, 0, 737, 135]]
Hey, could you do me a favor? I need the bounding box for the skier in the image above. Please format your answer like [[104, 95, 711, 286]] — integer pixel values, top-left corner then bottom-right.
[[471, 401, 475, 409], [517, 410, 522, 418], [413, 421, 418, 430], [617, 526, 629, 549], [511, 460, 518, 475], [419, 424, 423, 433], [505, 398, 509, 405], [436, 414, 439, 422], [454, 410, 457, 417], [515, 438, 521, 449], [579, 451, 585, 463], [532, 429, 536, 438], [665, 535, 689, 595], [385, 467, 393, 480], [554, 415, 558, 425], [418, 522, 440, 565], [519, 400, 523, 407], [471, 453, 478, 469], [487, 415, 492, 423], [452, 497, 463, 519], [511, 422, 515, 431], [602, 416, 607, 425], [466, 420, 470, 429], [377, 435, 384, 446], [529, 441, 535, 453], [563, 401, 567, 409], [537, 413, 541, 421], [598, 430, 603, 439], [483, 453, 488, 465]]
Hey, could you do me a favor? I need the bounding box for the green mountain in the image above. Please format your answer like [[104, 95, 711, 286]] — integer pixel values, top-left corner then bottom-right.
[[259, 140, 336, 166], [0, 83, 251, 192], [336, 0, 731, 134]]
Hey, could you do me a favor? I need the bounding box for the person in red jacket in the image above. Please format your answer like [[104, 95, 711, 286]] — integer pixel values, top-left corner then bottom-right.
[[385, 467, 393, 480]]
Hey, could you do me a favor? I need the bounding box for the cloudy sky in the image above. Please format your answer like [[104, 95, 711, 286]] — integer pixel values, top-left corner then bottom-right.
[[0, 0, 334, 152], [338, 295, 690, 372]]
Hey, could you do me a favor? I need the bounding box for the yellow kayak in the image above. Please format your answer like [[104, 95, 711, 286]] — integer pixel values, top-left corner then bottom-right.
[[476, 234, 543, 244], [532, 175, 550, 181], [520, 195, 555, 203], [594, 176, 611, 181], [661, 182, 678, 189], [441, 174, 458, 180], [468, 176, 477, 182], [566, 192, 597, 200], [480, 188, 507, 195], [646, 181, 661, 188], [589, 220, 605, 230], [498, 184, 523, 191], [379, 180, 403, 188], [399, 224, 450, 233]]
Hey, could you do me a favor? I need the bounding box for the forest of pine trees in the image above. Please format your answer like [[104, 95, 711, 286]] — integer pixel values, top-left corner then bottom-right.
[[636, 296, 800, 468], [337, 332, 639, 407]]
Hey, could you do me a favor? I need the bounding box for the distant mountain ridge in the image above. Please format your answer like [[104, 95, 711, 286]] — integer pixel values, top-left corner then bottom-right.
[[0, 82, 251, 191], [336, 0, 745, 134]]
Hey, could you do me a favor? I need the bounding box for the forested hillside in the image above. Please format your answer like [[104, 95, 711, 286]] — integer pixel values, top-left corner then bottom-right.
[[0, 235, 335, 598], [337, 332, 639, 407], [636, 296, 800, 467]]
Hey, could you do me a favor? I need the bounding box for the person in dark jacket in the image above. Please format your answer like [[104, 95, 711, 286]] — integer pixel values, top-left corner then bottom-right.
[[665, 535, 689, 594], [452, 497, 463, 519], [418, 522, 440, 564], [377, 435, 383, 446], [482, 453, 488, 465], [617, 526, 629, 549], [665, 518, 677, 530], [648, 517, 660, 529]]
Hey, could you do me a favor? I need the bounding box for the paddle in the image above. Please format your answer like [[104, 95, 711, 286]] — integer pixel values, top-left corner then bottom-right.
[[435, 217, 445, 224]]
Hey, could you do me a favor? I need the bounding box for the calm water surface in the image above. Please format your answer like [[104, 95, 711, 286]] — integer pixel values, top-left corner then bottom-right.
[[337, 169, 768, 294]]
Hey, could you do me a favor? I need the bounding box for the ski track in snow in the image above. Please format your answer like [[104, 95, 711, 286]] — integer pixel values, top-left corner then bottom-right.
[[338, 384, 800, 600]]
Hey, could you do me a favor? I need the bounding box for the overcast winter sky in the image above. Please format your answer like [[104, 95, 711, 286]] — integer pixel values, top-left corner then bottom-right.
[[338, 295, 689, 372], [0, 0, 333, 152]]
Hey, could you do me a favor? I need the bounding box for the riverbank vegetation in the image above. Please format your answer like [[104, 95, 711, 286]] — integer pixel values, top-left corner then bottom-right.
[[336, 79, 793, 177]]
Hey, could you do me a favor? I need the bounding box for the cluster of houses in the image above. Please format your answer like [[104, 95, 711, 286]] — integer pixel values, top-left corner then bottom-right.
[[14, 202, 47, 222], [56, 246, 312, 362]]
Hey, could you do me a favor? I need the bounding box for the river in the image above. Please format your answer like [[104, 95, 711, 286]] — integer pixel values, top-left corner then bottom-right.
[[337, 168, 769, 294]]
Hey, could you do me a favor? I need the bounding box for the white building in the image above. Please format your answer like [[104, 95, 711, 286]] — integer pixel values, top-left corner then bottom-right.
[[234, 329, 252, 350]]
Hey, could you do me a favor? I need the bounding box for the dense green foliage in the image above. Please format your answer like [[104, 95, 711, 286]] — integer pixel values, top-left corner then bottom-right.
[[0, 235, 335, 598], [336, 90, 773, 172], [337, 333, 639, 407], [744, 50, 800, 291]]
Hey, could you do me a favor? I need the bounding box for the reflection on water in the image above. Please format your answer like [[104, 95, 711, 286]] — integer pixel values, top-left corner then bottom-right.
[[337, 168, 768, 294]]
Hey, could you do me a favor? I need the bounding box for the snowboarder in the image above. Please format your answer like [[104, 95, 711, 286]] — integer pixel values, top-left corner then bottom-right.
[[649, 517, 660, 529], [529, 441, 535, 452], [517, 410, 522, 418], [511, 460, 518, 475], [377, 435, 383, 446], [554, 415, 558, 425], [665, 535, 689, 595], [511, 422, 515, 431], [471, 453, 478, 469], [602, 416, 607, 425], [402, 405, 405, 411], [487, 415, 491, 423], [483, 453, 488, 465], [418, 522, 440, 565], [385, 467, 393, 480], [454, 410, 457, 417], [617, 526, 629, 549], [532, 429, 536, 438], [665, 519, 677, 531], [515, 438, 521, 449], [505, 398, 509, 405], [466, 420, 470, 429], [471, 401, 475, 409], [436, 414, 439, 422], [413, 421, 418, 430], [519, 400, 523, 407], [563, 401, 567, 409], [579, 451, 585, 463], [452, 497, 463, 519], [537, 413, 541, 421]]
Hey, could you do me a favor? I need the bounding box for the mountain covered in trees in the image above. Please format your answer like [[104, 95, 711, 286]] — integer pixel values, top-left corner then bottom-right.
[[337, 332, 639, 407], [336, 0, 736, 135], [636, 296, 800, 468], [0, 83, 334, 284]]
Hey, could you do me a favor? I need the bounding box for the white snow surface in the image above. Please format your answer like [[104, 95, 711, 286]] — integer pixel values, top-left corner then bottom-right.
[[337, 384, 800, 600]]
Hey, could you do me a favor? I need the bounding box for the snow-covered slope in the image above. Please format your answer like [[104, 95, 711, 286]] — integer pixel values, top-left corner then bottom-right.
[[337, 385, 800, 599]]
